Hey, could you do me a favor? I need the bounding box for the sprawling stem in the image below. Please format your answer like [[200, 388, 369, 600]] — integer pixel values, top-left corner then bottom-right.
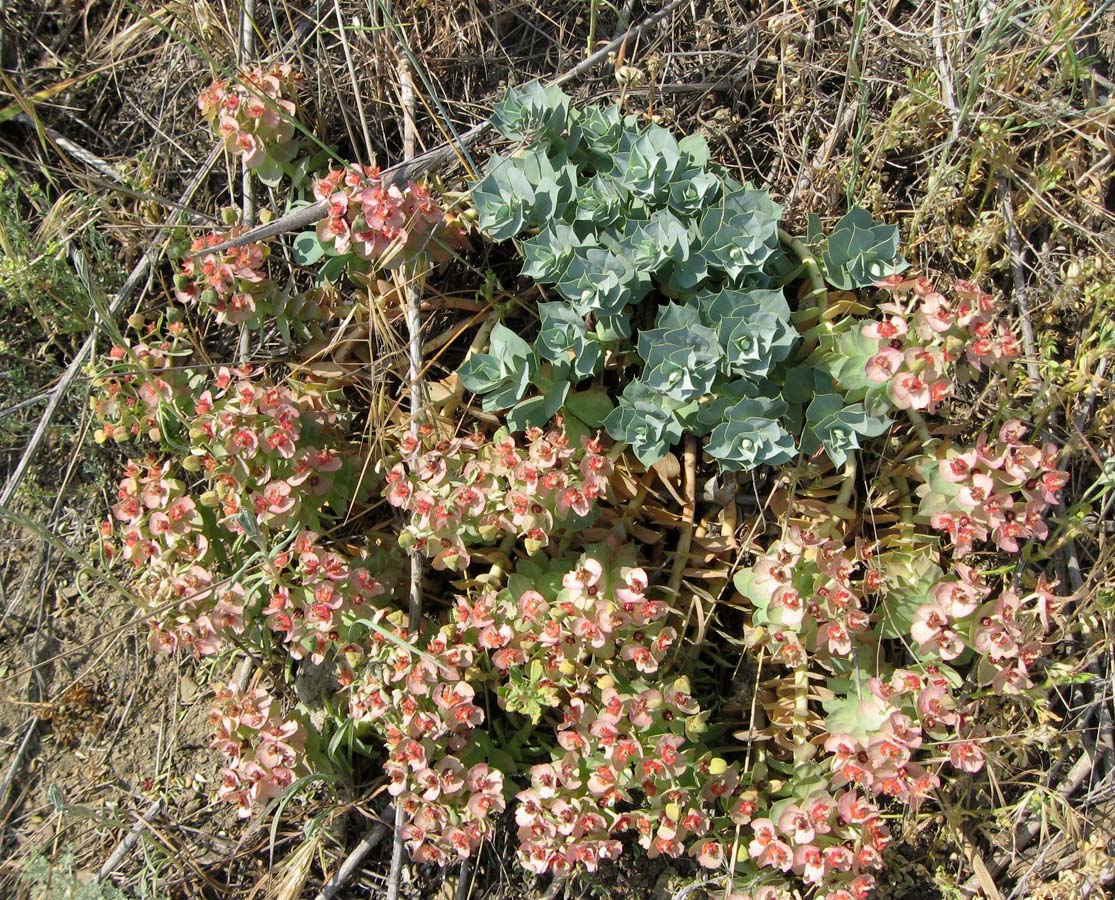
[[834, 453, 858, 515], [779, 227, 827, 320], [779, 227, 830, 361], [905, 407, 933, 444]]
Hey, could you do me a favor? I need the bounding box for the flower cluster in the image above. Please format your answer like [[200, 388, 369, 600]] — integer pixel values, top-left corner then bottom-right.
[[862, 275, 1021, 413], [106, 454, 225, 655], [742, 788, 888, 900], [209, 681, 307, 818], [347, 612, 506, 864], [342, 540, 747, 873], [735, 525, 873, 665], [511, 683, 729, 876], [731, 495, 1066, 897], [908, 569, 1060, 694], [100, 367, 375, 659], [198, 64, 302, 171], [385, 426, 612, 570], [185, 365, 365, 533], [264, 529, 388, 671], [916, 419, 1069, 554], [456, 544, 739, 874], [313, 165, 465, 269], [174, 230, 278, 327], [89, 326, 190, 443]]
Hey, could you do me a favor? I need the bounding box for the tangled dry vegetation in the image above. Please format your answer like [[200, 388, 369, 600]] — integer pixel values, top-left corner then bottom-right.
[[1, 1, 1114, 899]]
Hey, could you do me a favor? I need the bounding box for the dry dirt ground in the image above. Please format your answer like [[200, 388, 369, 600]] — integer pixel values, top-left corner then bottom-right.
[[2, 0, 1115, 898]]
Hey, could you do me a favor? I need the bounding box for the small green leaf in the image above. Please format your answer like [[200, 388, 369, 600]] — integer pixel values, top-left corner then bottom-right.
[[822, 684, 891, 744], [679, 132, 710, 167], [255, 155, 285, 187], [507, 395, 550, 432], [564, 389, 614, 428], [292, 232, 324, 266], [317, 254, 349, 284]]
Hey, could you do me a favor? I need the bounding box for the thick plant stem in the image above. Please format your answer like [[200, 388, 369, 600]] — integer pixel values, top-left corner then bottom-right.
[[667, 434, 698, 601], [778, 227, 827, 320], [780, 227, 831, 362], [792, 664, 811, 764], [606, 440, 630, 462], [905, 408, 933, 445], [833, 454, 857, 516]]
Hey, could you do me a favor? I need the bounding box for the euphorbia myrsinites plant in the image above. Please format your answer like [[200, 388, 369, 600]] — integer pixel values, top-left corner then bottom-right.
[[87, 68, 1073, 900]]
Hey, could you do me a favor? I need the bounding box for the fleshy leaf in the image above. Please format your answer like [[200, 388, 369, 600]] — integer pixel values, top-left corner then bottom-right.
[[705, 395, 797, 471], [603, 381, 684, 467], [821, 208, 909, 290]]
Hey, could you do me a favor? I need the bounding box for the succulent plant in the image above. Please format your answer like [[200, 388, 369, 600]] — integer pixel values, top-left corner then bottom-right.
[[800, 392, 891, 469], [697, 183, 783, 283], [519, 221, 584, 282], [603, 381, 686, 467], [636, 303, 723, 403], [554, 244, 648, 323], [490, 79, 571, 144], [535, 302, 601, 381], [472, 149, 575, 241], [696, 287, 798, 381], [614, 207, 693, 275], [704, 395, 797, 470], [457, 322, 535, 411], [568, 102, 631, 169], [571, 173, 628, 228], [610, 123, 687, 204], [812, 207, 908, 290]]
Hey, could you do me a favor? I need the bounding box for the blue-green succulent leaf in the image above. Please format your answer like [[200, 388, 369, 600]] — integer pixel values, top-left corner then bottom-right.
[[571, 174, 627, 228], [555, 245, 647, 317], [594, 312, 632, 342], [698, 186, 782, 281], [535, 302, 601, 381], [821, 208, 909, 290], [705, 395, 797, 471], [800, 394, 892, 469], [662, 251, 710, 294], [520, 223, 584, 283], [603, 381, 684, 467], [678, 132, 711, 167], [457, 322, 534, 411], [491, 80, 571, 143]]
